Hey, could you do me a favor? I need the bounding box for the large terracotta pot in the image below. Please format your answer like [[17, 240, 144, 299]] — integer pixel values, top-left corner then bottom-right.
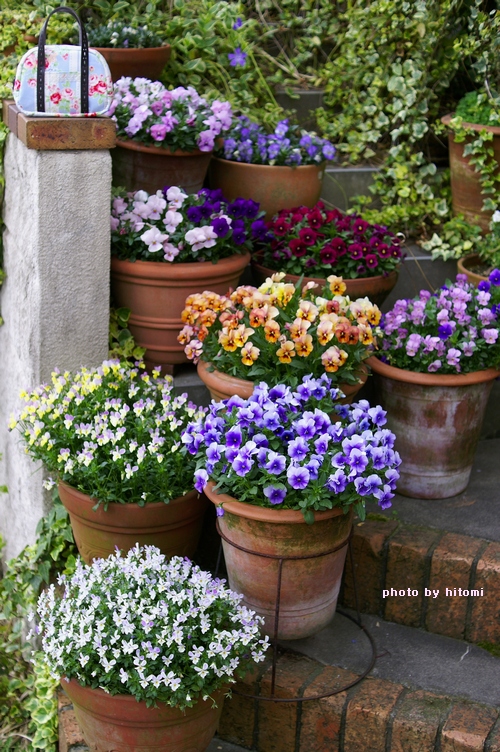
[[197, 359, 368, 405], [112, 138, 212, 195], [442, 113, 500, 232], [368, 356, 499, 499], [93, 45, 171, 82], [251, 256, 399, 307], [209, 157, 325, 219], [58, 482, 208, 564], [205, 481, 352, 640], [63, 678, 225, 752], [110, 253, 250, 370], [457, 253, 489, 287]]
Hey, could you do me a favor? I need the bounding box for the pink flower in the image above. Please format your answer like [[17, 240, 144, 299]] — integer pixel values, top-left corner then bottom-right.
[[150, 123, 167, 141], [427, 360, 441, 372], [197, 130, 215, 152], [140, 227, 169, 252], [481, 328, 499, 344]]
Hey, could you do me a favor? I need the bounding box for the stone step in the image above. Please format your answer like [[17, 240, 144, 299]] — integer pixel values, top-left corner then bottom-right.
[[58, 606, 500, 752], [340, 438, 500, 644]]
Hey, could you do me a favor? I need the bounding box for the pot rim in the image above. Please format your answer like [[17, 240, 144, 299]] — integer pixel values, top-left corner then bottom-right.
[[457, 253, 489, 281], [204, 479, 347, 523], [62, 676, 226, 716], [58, 480, 198, 510], [93, 45, 171, 53], [441, 113, 500, 136], [115, 137, 210, 158], [210, 156, 325, 172], [110, 251, 250, 280], [251, 254, 399, 285], [198, 358, 369, 395], [366, 355, 500, 386]]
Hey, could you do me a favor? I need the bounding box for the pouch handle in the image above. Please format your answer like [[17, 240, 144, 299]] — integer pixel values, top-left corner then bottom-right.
[[36, 6, 89, 114]]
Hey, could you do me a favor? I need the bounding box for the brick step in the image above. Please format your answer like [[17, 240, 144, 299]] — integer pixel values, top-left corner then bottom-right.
[[341, 438, 500, 645], [59, 609, 500, 752]]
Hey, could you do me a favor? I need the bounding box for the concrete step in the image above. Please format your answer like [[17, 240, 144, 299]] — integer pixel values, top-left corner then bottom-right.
[[219, 612, 500, 752]]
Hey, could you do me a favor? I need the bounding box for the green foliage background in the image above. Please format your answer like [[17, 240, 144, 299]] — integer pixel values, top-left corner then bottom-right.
[[2, 1, 500, 748]]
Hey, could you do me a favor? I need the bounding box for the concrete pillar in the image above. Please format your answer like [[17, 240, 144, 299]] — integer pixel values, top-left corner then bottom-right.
[[0, 132, 112, 560]]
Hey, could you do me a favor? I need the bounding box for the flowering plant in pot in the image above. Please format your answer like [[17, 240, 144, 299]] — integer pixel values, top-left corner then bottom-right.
[[31, 545, 269, 752], [12, 359, 208, 563], [108, 77, 233, 194], [253, 201, 404, 306], [88, 21, 164, 49], [181, 375, 400, 638], [178, 272, 382, 400], [110, 186, 263, 369], [209, 115, 336, 218], [369, 270, 500, 499]]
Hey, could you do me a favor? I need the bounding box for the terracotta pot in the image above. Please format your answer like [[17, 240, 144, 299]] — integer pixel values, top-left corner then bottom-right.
[[112, 138, 212, 195], [58, 482, 208, 564], [63, 678, 225, 752], [205, 481, 352, 640], [93, 45, 171, 82], [209, 157, 325, 219], [457, 253, 489, 286], [367, 356, 500, 499], [442, 113, 500, 232], [251, 256, 399, 307], [197, 359, 368, 405], [110, 253, 250, 370]]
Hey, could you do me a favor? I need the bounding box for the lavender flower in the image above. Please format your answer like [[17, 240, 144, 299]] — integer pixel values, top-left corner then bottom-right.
[[228, 47, 248, 67]]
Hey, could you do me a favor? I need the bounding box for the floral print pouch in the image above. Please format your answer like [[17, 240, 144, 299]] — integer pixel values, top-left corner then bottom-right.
[[13, 7, 112, 118]]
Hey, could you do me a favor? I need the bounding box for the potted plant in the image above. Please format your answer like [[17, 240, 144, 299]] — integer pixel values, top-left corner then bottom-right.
[[455, 210, 500, 285], [442, 90, 500, 233], [178, 272, 381, 402], [31, 545, 269, 751], [209, 115, 336, 218], [252, 202, 403, 306], [108, 78, 233, 194], [12, 359, 208, 563], [111, 186, 262, 370], [88, 21, 171, 81], [368, 270, 500, 499], [182, 375, 400, 639]]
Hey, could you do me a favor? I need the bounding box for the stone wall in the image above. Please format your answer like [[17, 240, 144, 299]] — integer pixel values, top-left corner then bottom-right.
[[0, 134, 112, 561]]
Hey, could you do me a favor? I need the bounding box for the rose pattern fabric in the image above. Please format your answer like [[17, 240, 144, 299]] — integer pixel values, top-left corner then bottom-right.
[[13, 45, 113, 116]]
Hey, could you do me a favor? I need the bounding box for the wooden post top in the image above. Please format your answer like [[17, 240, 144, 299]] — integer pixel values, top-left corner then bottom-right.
[[2, 100, 116, 150]]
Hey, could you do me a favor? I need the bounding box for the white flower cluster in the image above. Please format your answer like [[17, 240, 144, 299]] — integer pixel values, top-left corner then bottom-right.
[[32, 546, 269, 709]]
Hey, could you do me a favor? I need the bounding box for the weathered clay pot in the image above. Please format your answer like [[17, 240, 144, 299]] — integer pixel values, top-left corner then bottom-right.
[[197, 359, 368, 405], [251, 256, 399, 307], [368, 356, 499, 499], [457, 253, 489, 287], [204, 481, 353, 640], [110, 253, 250, 370], [62, 679, 225, 752], [442, 113, 500, 232], [112, 138, 212, 195], [209, 157, 325, 219], [93, 45, 171, 82], [58, 482, 208, 564]]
